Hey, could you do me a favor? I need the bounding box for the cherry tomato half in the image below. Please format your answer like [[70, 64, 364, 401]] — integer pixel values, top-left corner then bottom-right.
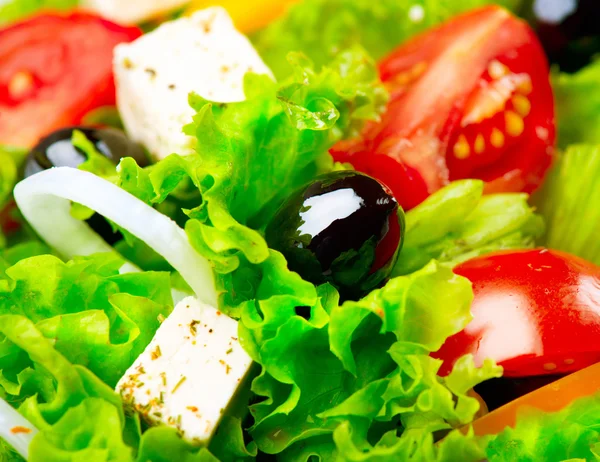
[[330, 6, 555, 210], [435, 249, 600, 378], [0, 12, 141, 148]]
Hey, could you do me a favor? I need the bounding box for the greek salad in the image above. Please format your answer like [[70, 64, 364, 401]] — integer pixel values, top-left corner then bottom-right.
[[0, 0, 600, 461]]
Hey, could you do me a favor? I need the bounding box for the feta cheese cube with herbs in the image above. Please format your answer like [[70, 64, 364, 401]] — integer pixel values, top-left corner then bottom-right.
[[113, 7, 273, 160], [116, 296, 252, 444], [81, 0, 190, 25]]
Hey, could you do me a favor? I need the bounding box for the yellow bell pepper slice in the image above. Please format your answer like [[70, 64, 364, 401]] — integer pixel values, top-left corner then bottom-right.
[[185, 0, 300, 33], [467, 362, 600, 436]]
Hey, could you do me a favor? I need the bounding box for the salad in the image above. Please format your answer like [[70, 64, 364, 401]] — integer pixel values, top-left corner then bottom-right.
[[0, 0, 600, 461]]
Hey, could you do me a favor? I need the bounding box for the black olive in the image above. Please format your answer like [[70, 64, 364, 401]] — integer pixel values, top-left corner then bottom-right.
[[24, 126, 149, 245], [266, 171, 405, 300], [522, 0, 600, 72], [474, 374, 563, 412], [24, 126, 149, 177]]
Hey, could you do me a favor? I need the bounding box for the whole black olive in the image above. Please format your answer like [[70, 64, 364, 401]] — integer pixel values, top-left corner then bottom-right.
[[266, 171, 405, 300], [24, 126, 149, 178], [24, 126, 149, 245]]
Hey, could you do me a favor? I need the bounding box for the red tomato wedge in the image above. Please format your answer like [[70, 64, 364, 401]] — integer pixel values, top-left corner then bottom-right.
[[0, 12, 141, 148], [330, 6, 555, 210], [435, 249, 600, 378], [467, 362, 600, 436]]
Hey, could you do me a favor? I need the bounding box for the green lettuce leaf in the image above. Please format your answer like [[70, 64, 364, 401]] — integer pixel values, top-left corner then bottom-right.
[[135, 415, 256, 462], [237, 251, 501, 458], [253, 0, 524, 79], [72, 130, 117, 180], [552, 60, 600, 149], [70, 130, 119, 221], [0, 241, 50, 266], [332, 425, 485, 462], [0, 146, 30, 251], [0, 147, 57, 266], [0, 0, 77, 25], [392, 180, 543, 276], [0, 147, 27, 212], [81, 106, 124, 130], [0, 314, 132, 460], [535, 144, 600, 264], [114, 239, 172, 272], [0, 253, 172, 387], [484, 393, 600, 461], [0, 241, 51, 280], [0, 50, 386, 461], [184, 49, 387, 228], [544, 64, 600, 264], [0, 440, 23, 462], [117, 48, 386, 313], [0, 275, 242, 461], [29, 398, 134, 462], [135, 427, 217, 462], [279, 382, 600, 461]]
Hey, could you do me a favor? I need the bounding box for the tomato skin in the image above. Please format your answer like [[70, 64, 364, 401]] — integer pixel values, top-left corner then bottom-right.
[[0, 13, 141, 148], [329, 145, 430, 211], [435, 249, 600, 377], [330, 6, 555, 211]]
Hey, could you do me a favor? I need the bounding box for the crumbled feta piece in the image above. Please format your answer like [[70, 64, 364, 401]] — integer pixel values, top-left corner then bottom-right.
[[113, 8, 273, 160], [116, 296, 252, 444], [81, 0, 191, 26]]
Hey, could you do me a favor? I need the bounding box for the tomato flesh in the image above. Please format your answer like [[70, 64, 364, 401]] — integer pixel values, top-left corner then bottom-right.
[[435, 249, 600, 378], [447, 28, 555, 195], [330, 6, 555, 210], [0, 13, 141, 148]]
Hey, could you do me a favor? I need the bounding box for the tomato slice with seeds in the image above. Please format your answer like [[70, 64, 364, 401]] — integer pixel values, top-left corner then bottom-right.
[[330, 6, 555, 210], [434, 249, 600, 378], [0, 13, 141, 148]]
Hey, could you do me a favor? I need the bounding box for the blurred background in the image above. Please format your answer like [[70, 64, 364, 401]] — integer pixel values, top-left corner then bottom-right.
[[1, 0, 598, 73]]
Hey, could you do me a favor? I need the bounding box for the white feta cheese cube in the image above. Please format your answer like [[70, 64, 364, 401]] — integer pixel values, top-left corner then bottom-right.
[[116, 296, 252, 444], [81, 0, 191, 26], [113, 8, 273, 160]]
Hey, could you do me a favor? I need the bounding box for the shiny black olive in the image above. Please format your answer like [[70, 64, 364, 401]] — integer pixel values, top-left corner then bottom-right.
[[266, 171, 405, 300], [24, 126, 149, 178], [474, 374, 563, 412], [522, 0, 600, 72], [24, 126, 149, 245]]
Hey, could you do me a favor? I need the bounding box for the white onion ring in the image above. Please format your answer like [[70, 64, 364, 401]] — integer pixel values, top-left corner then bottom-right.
[[0, 398, 37, 459], [14, 167, 217, 307]]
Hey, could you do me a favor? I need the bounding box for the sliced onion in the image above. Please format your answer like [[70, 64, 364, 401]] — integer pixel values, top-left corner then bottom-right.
[[14, 167, 217, 307], [0, 398, 37, 459]]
